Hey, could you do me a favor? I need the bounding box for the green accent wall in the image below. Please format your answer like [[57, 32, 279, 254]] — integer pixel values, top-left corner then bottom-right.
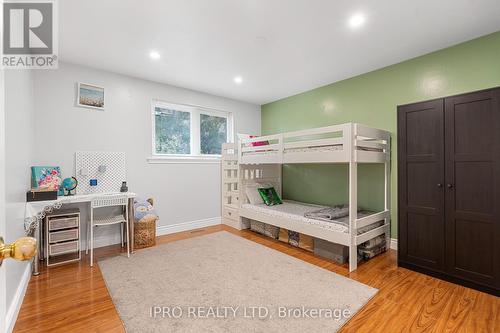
[[261, 31, 500, 238]]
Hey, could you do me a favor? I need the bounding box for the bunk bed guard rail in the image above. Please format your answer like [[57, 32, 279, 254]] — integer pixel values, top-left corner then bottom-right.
[[238, 123, 390, 164]]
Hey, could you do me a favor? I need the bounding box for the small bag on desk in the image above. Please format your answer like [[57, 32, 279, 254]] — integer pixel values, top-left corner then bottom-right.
[[134, 197, 158, 249]]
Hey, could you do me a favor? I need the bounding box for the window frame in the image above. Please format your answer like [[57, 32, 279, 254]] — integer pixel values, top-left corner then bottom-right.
[[150, 100, 233, 163]]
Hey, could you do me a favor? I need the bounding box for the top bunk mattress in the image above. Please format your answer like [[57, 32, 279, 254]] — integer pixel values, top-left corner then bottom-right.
[[241, 145, 382, 157], [241, 200, 375, 234], [243, 144, 342, 157]]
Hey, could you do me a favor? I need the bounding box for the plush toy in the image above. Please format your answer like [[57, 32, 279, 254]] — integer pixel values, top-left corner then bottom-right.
[[134, 197, 158, 223], [134, 197, 159, 249]]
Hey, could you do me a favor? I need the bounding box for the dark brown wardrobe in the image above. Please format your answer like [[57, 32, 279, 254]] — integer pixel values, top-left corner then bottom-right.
[[398, 87, 500, 296]]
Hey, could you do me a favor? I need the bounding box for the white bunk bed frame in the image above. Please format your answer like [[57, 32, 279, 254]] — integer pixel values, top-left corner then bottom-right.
[[237, 122, 391, 272], [221, 143, 242, 229]]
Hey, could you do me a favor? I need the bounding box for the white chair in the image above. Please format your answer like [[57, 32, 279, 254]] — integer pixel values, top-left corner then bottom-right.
[[86, 194, 130, 266]]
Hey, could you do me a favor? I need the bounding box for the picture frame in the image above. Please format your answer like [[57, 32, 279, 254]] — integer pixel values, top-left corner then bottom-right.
[[30, 166, 62, 191], [77, 82, 105, 110]]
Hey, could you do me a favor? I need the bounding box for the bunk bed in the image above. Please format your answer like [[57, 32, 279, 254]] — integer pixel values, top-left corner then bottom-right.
[[221, 143, 242, 230], [236, 122, 391, 272]]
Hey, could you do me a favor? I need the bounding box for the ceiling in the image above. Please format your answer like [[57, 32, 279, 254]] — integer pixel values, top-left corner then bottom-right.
[[59, 0, 500, 105]]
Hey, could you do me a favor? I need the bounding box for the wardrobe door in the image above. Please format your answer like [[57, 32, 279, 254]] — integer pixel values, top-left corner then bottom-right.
[[398, 100, 445, 271], [444, 88, 500, 289]]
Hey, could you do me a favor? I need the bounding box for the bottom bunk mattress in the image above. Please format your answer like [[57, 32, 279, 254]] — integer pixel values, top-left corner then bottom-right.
[[241, 200, 379, 234]]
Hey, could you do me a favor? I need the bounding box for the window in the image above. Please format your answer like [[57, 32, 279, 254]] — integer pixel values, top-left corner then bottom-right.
[[154, 107, 191, 155], [152, 100, 232, 159], [200, 113, 228, 155]]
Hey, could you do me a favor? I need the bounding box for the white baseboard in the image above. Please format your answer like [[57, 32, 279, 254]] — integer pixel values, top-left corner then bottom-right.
[[81, 217, 222, 250], [156, 217, 221, 236], [84, 217, 394, 249], [390, 238, 398, 250], [6, 264, 31, 333]]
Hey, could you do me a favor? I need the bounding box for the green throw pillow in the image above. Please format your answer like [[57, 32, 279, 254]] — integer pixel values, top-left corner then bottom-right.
[[258, 187, 283, 206]]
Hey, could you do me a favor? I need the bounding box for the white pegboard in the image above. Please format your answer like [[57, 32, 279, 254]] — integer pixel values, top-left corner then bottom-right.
[[75, 151, 126, 194]]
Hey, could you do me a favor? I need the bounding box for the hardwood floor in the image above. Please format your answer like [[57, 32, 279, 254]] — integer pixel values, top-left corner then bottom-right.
[[14, 225, 499, 333]]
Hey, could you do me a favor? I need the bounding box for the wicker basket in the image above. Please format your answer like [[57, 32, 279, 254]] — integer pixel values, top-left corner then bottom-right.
[[134, 198, 157, 249]]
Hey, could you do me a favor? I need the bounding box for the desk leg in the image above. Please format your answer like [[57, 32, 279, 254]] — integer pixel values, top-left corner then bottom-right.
[[32, 222, 40, 276], [128, 198, 134, 253]]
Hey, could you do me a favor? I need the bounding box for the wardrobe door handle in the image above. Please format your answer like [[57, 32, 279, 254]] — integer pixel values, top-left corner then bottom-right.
[[447, 184, 454, 189], [437, 183, 443, 188]]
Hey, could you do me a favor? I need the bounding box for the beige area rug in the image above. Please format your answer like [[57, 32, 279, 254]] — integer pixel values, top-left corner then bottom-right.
[[99, 231, 377, 332]]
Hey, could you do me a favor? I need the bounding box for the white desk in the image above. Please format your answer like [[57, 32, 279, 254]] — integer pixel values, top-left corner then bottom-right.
[[25, 192, 137, 275]]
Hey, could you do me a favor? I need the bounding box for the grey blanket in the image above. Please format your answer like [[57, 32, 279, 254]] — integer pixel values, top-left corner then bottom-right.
[[304, 204, 350, 222]]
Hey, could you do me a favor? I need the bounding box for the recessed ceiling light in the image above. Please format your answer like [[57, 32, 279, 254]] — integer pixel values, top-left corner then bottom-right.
[[149, 51, 161, 60], [348, 14, 366, 29], [234, 76, 243, 84]]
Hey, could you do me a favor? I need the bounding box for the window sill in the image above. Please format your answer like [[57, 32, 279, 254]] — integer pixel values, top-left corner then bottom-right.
[[147, 155, 221, 164]]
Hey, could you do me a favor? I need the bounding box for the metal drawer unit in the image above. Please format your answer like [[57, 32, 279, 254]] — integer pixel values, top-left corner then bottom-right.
[[44, 208, 81, 267]]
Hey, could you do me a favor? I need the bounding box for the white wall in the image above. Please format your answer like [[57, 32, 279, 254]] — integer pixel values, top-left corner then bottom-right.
[[4, 69, 35, 331], [0, 68, 7, 333], [33, 62, 260, 246]]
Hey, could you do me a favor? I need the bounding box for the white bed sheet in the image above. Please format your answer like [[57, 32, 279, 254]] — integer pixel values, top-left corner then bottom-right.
[[242, 200, 375, 234], [243, 144, 343, 157], [242, 145, 382, 157]]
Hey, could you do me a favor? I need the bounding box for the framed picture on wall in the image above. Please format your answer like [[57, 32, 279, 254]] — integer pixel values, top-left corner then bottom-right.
[[77, 82, 105, 110]]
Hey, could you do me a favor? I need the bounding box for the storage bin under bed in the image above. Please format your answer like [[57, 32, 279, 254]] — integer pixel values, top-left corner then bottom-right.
[[249, 220, 280, 239], [314, 234, 387, 264], [249, 220, 388, 265], [313, 238, 349, 264], [278, 228, 314, 252]]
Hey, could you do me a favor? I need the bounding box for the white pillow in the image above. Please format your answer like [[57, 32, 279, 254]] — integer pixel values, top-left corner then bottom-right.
[[245, 183, 273, 205]]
